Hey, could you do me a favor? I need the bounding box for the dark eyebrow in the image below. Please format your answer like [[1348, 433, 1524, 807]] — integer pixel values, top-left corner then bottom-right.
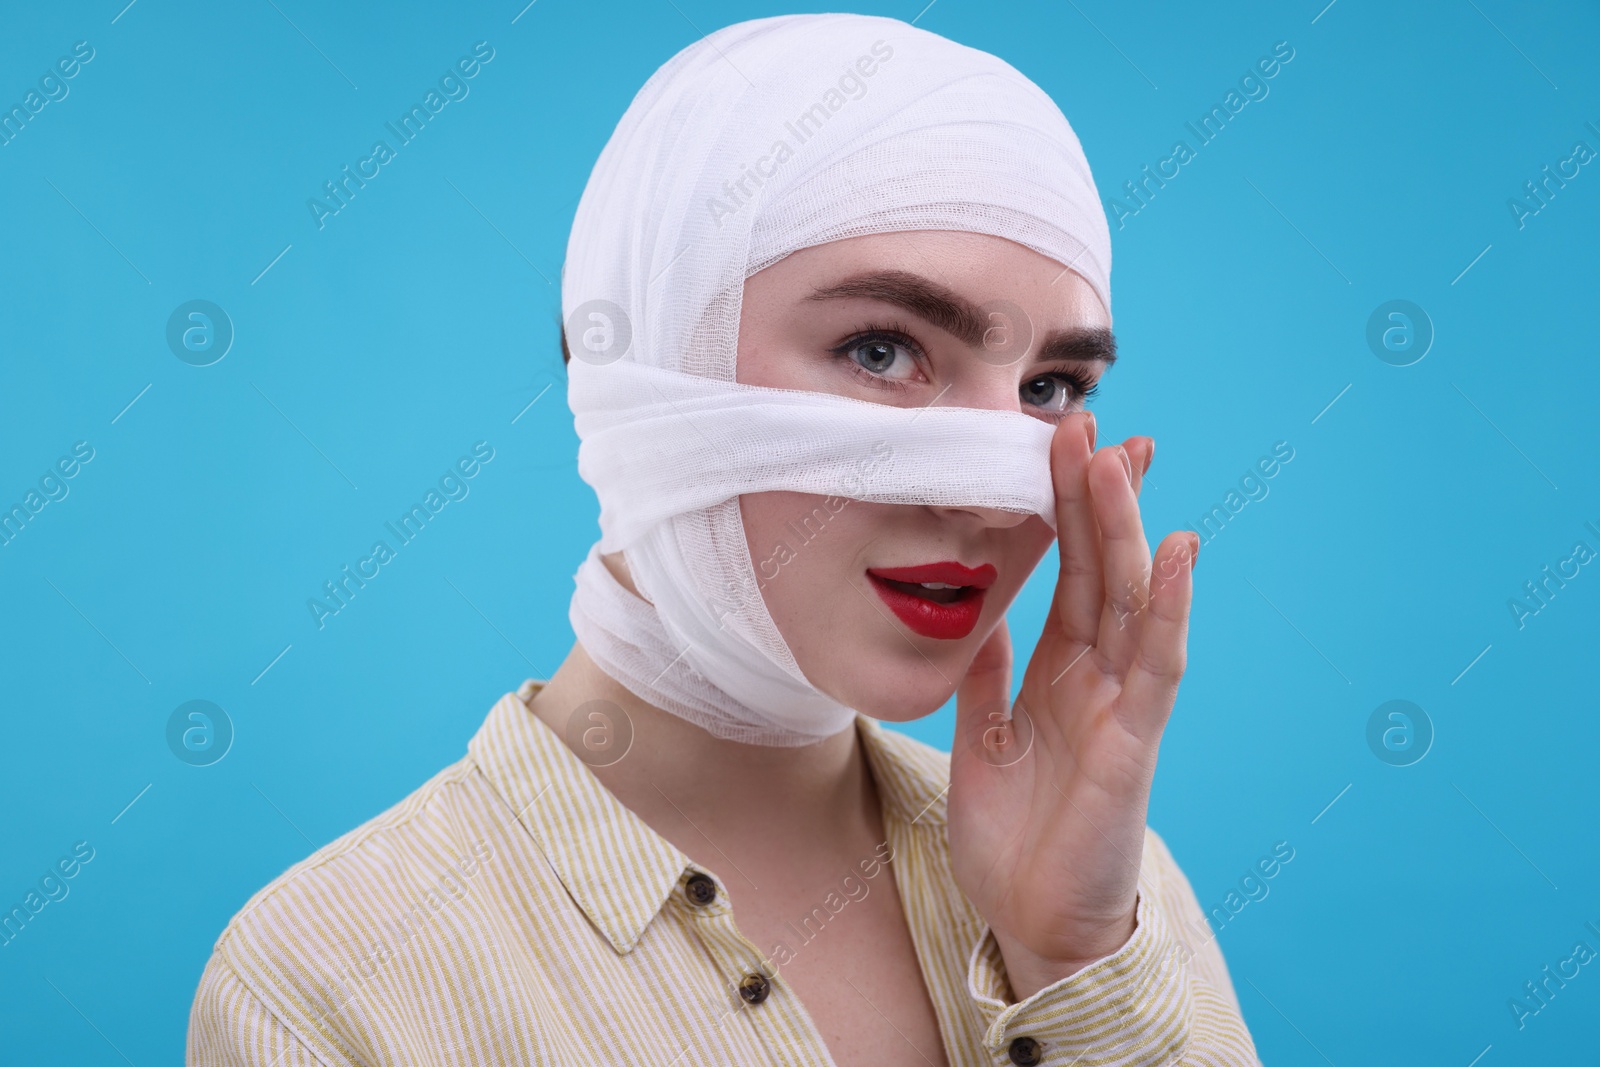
[[804, 269, 1117, 366]]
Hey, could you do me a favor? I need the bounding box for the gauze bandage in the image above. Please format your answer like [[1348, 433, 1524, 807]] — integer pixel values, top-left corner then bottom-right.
[[563, 12, 1111, 746]]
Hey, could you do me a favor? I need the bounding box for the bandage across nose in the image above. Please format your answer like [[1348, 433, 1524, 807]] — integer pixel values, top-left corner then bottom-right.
[[571, 357, 1060, 557]]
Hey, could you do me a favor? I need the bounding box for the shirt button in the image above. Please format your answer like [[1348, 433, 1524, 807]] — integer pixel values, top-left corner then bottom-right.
[[684, 872, 717, 907], [1007, 1036, 1043, 1066], [738, 972, 771, 1005]]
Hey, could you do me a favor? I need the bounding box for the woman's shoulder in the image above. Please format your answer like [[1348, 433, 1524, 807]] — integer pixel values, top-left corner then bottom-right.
[[189, 751, 510, 1060], [196, 755, 489, 972], [240, 758, 473, 908]]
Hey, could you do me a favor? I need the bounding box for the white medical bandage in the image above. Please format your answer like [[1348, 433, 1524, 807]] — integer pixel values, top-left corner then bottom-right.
[[570, 363, 1062, 554], [562, 13, 1113, 746]]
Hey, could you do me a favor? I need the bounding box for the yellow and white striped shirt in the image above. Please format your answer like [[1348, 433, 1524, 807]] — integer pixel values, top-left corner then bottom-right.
[[188, 679, 1260, 1065]]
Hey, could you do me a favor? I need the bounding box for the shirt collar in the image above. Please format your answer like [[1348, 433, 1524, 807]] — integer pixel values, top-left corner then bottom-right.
[[468, 678, 950, 956]]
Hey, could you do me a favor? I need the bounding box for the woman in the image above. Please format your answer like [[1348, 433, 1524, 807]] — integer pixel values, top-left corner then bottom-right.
[[189, 13, 1259, 1066]]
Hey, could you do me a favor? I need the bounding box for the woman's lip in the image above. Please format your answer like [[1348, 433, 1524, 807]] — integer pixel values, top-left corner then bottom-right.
[[866, 572, 987, 640], [864, 561, 997, 589]]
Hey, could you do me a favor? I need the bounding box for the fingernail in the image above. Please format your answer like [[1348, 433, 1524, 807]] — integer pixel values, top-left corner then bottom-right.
[[1144, 438, 1155, 474], [1084, 410, 1097, 451], [1116, 445, 1132, 483], [1187, 532, 1201, 568]]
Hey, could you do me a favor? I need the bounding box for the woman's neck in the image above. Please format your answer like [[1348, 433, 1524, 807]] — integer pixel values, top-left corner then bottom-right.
[[526, 638, 883, 889]]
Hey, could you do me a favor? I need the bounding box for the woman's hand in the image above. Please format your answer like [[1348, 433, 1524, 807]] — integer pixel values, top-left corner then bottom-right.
[[947, 410, 1199, 1000]]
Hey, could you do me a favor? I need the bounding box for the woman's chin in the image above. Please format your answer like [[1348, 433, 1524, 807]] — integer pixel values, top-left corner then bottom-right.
[[826, 672, 957, 724]]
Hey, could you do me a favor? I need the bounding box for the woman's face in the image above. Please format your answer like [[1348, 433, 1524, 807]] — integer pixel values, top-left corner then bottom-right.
[[734, 229, 1115, 724]]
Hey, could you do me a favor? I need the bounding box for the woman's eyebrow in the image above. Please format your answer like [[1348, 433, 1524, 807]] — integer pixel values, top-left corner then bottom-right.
[[804, 269, 1117, 365]]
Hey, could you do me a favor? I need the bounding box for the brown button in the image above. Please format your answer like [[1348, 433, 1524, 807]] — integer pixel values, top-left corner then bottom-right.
[[738, 972, 770, 1004], [684, 872, 717, 907], [1007, 1036, 1042, 1066]]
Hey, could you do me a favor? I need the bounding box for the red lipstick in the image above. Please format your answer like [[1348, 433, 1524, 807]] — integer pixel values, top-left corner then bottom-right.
[[864, 561, 997, 640]]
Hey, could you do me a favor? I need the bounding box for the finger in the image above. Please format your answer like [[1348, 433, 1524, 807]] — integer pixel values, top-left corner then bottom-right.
[[1118, 531, 1197, 744], [1050, 412, 1103, 647], [1123, 436, 1154, 497], [1091, 444, 1155, 673], [954, 618, 1014, 765]]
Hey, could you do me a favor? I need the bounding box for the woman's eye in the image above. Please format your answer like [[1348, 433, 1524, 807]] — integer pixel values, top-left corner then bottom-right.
[[1023, 376, 1070, 414], [1023, 372, 1098, 416], [832, 328, 1099, 416], [846, 337, 919, 381]]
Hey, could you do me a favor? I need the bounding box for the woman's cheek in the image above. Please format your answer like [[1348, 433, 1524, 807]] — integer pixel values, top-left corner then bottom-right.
[[1009, 518, 1057, 572], [739, 489, 858, 621], [988, 522, 1055, 610]]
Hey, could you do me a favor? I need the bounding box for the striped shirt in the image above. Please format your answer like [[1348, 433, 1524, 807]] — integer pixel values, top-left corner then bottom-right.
[[188, 679, 1260, 1065]]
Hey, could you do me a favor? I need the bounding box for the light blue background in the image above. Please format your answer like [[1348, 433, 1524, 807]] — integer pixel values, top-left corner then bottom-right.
[[2, 1, 1596, 1063]]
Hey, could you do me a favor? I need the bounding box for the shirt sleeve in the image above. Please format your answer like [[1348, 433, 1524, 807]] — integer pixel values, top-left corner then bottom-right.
[[187, 950, 346, 1067], [963, 827, 1260, 1066]]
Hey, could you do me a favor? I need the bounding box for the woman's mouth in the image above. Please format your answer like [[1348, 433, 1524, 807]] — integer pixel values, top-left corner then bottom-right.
[[864, 561, 997, 640]]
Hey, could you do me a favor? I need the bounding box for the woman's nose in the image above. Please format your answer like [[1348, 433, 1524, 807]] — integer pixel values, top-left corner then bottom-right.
[[942, 378, 1018, 414], [926, 503, 1035, 528]]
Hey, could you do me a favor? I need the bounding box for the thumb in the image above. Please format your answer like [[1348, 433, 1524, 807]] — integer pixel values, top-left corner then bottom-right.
[[955, 617, 1014, 764]]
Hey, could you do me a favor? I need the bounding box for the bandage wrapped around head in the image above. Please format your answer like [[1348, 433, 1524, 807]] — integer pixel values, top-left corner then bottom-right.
[[563, 12, 1111, 746]]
